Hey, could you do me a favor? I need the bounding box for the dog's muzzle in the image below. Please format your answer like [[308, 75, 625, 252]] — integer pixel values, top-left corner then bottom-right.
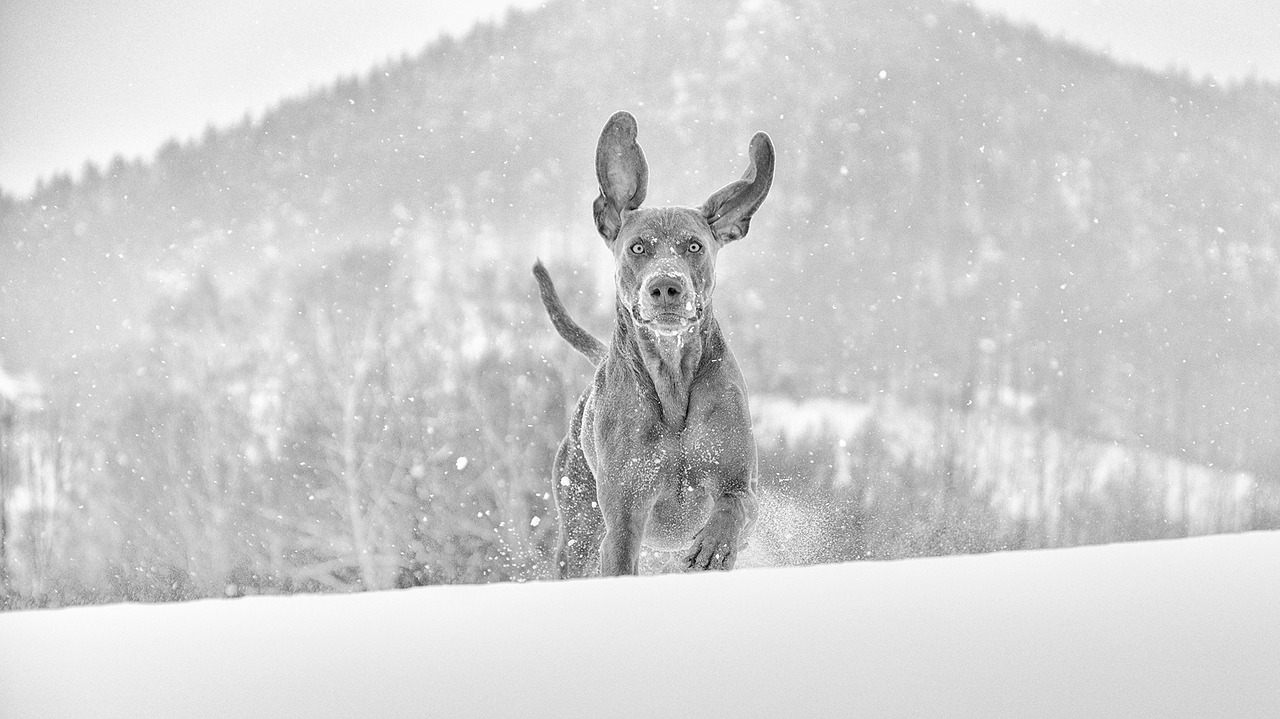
[[634, 270, 701, 335]]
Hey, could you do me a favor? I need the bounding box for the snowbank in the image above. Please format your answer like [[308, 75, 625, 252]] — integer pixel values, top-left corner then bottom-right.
[[3, 532, 1279, 718]]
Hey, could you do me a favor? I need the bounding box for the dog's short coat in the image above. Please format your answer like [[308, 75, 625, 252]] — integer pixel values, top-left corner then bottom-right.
[[534, 111, 774, 577]]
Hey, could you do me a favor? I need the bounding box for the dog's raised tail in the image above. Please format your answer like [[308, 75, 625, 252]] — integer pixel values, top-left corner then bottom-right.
[[533, 260, 607, 366]]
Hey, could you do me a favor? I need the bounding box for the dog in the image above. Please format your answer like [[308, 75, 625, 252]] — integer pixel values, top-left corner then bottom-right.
[[533, 111, 774, 577]]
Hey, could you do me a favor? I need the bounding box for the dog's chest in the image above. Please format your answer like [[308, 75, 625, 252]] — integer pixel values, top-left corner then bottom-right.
[[643, 431, 708, 490], [580, 388, 725, 492]]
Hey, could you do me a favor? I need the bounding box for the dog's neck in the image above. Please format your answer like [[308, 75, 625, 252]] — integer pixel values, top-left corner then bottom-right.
[[612, 298, 720, 432]]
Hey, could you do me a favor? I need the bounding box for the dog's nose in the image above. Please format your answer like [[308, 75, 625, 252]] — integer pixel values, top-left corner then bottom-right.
[[647, 276, 683, 302]]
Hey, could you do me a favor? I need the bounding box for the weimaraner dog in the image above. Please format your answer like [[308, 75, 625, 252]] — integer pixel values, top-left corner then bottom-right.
[[533, 111, 774, 577]]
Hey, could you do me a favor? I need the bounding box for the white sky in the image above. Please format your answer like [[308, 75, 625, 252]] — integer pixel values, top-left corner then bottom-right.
[[2, 0, 1278, 198], [968, 0, 1280, 82], [0, 0, 545, 197]]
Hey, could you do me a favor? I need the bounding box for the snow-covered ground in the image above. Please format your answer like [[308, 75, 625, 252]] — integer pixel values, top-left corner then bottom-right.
[[3, 532, 1278, 718]]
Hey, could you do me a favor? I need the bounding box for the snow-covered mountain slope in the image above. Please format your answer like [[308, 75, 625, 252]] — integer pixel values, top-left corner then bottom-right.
[[3, 532, 1278, 718]]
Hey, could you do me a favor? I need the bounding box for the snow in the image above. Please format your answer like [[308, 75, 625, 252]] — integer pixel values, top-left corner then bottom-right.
[[3, 532, 1279, 718]]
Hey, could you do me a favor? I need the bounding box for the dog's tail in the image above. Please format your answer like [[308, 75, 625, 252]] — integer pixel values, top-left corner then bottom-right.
[[532, 260, 607, 366]]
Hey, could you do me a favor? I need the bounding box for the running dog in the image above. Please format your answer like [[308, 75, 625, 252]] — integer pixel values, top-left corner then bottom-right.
[[533, 111, 773, 577]]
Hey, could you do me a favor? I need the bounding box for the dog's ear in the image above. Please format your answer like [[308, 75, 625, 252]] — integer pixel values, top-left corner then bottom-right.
[[593, 111, 649, 243], [701, 132, 774, 244]]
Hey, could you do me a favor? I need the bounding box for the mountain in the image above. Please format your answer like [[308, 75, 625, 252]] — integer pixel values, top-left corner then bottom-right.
[[2, 0, 1279, 603]]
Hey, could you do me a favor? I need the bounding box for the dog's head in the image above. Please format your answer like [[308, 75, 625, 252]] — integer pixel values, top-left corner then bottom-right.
[[592, 111, 774, 337]]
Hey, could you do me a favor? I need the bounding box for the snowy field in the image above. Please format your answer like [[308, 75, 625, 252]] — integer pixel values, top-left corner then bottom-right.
[[3, 532, 1278, 718]]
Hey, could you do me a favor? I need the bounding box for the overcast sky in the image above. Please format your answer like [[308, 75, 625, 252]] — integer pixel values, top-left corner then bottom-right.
[[0, 0, 545, 197], [970, 0, 1280, 82], [2, 0, 1279, 199]]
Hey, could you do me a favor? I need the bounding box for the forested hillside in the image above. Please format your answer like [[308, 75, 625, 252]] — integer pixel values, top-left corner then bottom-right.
[[3, 0, 1280, 605]]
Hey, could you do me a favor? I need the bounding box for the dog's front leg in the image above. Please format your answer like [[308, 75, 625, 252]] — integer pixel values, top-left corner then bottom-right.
[[682, 400, 760, 571], [596, 473, 655, 576], [684, 489, 757, 570]]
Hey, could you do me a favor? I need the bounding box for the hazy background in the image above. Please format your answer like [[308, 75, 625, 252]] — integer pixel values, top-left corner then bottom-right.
[[3, 0, 1280, 607]]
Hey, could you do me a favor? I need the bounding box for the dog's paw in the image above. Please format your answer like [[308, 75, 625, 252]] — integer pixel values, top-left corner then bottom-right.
[[683, 511, 742, 571]]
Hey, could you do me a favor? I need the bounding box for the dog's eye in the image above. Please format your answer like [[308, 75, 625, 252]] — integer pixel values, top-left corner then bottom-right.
[[687, 241, 702, 254], [630, 242, 646, 255]]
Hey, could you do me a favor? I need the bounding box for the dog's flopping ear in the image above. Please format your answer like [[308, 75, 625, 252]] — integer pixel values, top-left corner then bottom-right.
[[701, 132, 774, 244], [593, 111, 649, 243]]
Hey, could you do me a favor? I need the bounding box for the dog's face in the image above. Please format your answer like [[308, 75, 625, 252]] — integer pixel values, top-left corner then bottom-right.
[[591, 111, 774, 336], [611, 207, 718, 336]]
